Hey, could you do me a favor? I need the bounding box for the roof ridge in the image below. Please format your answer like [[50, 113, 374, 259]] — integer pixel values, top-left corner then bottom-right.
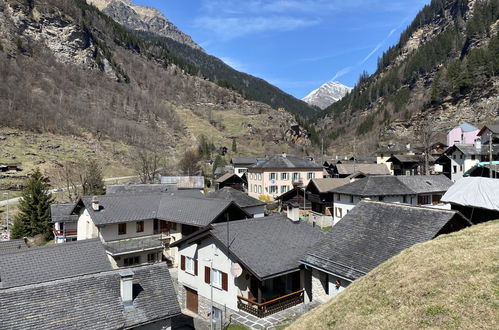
[[1, 238, 102, 255], [361, 200, 457, 213]]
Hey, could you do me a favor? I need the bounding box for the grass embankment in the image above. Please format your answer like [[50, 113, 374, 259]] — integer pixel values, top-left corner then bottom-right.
[[289, 221, 499, 330]]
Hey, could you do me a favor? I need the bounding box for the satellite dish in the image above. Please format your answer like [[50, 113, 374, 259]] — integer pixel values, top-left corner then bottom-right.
[[231, 263, 243, 277], [271, 179, 277, 185]]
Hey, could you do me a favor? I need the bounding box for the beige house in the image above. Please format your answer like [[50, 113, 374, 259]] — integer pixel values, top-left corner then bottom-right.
[[73, 192, 249, 268], [247, 154, 323, 201]]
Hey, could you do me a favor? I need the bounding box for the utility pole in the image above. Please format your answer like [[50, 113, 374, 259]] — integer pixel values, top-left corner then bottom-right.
[[489, 132, 493, 179], [353, 136, 357, 173]]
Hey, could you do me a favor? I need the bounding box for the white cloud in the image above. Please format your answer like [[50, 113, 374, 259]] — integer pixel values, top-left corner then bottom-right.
[[195, 16, 320, 40]]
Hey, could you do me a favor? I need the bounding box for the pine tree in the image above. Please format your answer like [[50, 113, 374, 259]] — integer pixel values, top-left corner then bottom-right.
[[231, 138, 237, 153], [11, 168, 54, 240], [82, 159, 106, 195]]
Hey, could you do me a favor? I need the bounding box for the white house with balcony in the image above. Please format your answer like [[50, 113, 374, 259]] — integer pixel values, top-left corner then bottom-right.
[[73, 192, 249, 268], [330, 175, 453, 224], [247, 154, 323, 201], [171, 215, 324, 326]]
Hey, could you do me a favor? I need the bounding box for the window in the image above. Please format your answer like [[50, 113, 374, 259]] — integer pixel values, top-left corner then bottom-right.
[[453, 165, 457, 174], [460, 154, 463, 159], [258, 185, 262, 194], [350, 195, 354, 203], [269, 172, 277, 180], [124, 256, 140, 266], [292, 173, 300, 182], [460, 165, 463, 172], [238, 168, 246, 173], [258, 173, 262, 180], [136, 221, 144, 233], [281, 172, 289, 180], [211, 269, 222, 287], [253, 184, 257, 193], [250, 173, 253, 180], [281, 185, 289, 193], [471, 155, 476, 160], [269, 186, 278, 194], [418, 195, 431, 205], [118, 223, 127, 235], [186, 256, 195, 273], [147, 253, 157, 263], [307, 172, 315, 180], [379, 196, 384, 202], [335, 207, 343, 218], [403, 195, 407, 204], [336, 194, 340, 201], [453, 154, 456, 159]]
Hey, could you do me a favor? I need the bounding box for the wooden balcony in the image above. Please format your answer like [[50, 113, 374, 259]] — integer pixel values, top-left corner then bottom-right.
[[53, 229, 77, 237], [237, 289, 304, 318]]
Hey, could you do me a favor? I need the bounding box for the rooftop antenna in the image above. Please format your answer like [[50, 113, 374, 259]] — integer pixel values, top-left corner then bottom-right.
[[489, 132, 493, 179]]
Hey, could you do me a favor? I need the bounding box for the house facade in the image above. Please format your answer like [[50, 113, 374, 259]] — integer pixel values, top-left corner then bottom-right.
[[330, 175, 453, 224], [306, 178, 350, 227], [172, 216, 324, 325], [231, 157, 259, 176], [447, 122, 479, 146], [51, 203, 78, 243], [442, 143, 499, 181], [75, 193, 249, 268], [247, 154, 323, 201]]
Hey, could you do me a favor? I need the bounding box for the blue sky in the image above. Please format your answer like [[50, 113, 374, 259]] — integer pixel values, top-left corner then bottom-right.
[[134, 0, 431, 98]]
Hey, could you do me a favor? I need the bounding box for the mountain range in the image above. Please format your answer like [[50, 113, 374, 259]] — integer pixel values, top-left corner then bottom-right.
[[302, 81, 352, 110]]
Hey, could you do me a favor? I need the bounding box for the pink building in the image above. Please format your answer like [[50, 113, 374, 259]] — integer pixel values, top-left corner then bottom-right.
[[447, 123, 479, 147]]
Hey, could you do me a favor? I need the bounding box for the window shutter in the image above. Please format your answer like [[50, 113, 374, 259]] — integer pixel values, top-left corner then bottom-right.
[[205, 266, 211, 284], [180, 255, 185, 271], [222, 272, 228, 291], [194, 259, 198, 276]]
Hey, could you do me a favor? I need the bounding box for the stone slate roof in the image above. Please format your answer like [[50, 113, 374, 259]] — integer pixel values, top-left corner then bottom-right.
[[78, 193, 246, 227], [331, 175, 452, 197], [335, 163, 390, 175], [210, 215, 324, 280], [308, 178, 350, 193], [0, 263, 181, 329], [159, 176, 204, 189], [249, 154, 322, 170], [50, 203, 78, 223], [231, 157, 258, 166], [215, 172, 243, 183], [0, 239, 112, 289], [207, 187, 265, 208], [446, 143, 499, 156], [301, 201, 470, 281], [387, 154, 433, 163], [106, 184, 178, 195], [0, 239, 28, 255], [478, 124, 499, 135]]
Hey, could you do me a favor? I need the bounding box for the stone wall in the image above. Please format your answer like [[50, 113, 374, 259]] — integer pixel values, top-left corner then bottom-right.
[[197, 293, 238, 327], [311, 268, 329, 303]]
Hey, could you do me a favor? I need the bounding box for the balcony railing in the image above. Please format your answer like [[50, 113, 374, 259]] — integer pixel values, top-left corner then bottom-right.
[[237, 289, 304, 318], [53, 229, 78, 237]]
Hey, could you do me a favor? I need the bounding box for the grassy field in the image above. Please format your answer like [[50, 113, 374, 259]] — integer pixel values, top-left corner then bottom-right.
[[289, 221, 499, 330]]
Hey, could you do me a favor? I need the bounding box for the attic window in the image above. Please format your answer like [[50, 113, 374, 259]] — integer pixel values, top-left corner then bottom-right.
[[425, 181, 432, 185]]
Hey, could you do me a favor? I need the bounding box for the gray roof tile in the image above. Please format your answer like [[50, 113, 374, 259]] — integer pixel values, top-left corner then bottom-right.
[[0, 239, 112, 289], [0, 239, 28, 255], [207, 187, 265, 208], [0, 263, 180, 329], [331, 175, 452, 196], [249, 155, 322, 170], [335, 163, 390, 175], [210, 215, 324, 279], [50, 203, 78, 223], [301, 201, 470, 281]]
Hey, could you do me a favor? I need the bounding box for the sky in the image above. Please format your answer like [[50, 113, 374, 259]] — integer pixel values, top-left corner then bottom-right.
[[134, 0, 431, 99]]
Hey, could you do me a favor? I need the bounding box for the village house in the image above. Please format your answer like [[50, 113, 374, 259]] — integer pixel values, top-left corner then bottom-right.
[[330, 175, 453, 224], [207, 187, 266, 218], [51, 203, 78, 243], [437, 143, 498, 181], [329, 163, 390, 178], [441, 177, 499, 224], [300, 200, 471, 302], [170, 215, 324, 326], [247, 154, 323, 201], [306, 178, 350, 227], [447, 122, 479, 146], [231, 157, 260, 176], [477, 124, 499, 145], [214, 172, 246, 191], [385, 154, 436, 176], [74, 192, 249, 268], [376, 144, 417, 175], [0, 239, 180, 329]]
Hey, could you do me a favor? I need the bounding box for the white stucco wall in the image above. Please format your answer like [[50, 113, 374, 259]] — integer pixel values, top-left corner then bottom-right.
[[177, 237, 249, 312], [99, 220, 155, 242], [449, 150, 479, 182], [77, 209, 99, 240]]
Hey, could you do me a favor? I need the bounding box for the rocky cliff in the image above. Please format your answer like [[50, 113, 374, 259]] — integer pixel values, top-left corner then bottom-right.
[[87, 0, 203, 51], [302, 81, 352, 110]]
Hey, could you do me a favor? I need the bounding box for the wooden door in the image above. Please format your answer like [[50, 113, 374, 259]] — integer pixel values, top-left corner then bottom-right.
[[185, 287, 198, 313]]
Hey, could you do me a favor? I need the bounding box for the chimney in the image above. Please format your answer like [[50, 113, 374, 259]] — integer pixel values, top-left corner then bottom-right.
[[282, 152, 287, 158], [406, 143, 411, 151], [91, 196, 99, 211], [475, 138, 481, 150], [287, 203, 300, 222], [119, 269, 134, 307]]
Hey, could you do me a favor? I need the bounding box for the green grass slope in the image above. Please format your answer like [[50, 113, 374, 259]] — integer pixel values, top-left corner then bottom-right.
[[290, 221, 499, 330]]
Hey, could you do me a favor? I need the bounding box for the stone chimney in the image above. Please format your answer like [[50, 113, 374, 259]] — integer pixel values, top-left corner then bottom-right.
[[119, 269, 134, 307], [91, 196, 100, 211]]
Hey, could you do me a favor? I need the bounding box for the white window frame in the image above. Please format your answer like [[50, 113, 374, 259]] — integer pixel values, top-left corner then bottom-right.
[[258, 185, 262, 194], [269, 185, 278, 194], [258, 173, 262, 180], [211, 268, 222, 288], [281, 185, 288, 193], [307, 172, 315, 180], [281, 172, 289, 180], [269, 172, 277, 180], [185, 256, 195, 274], [292, 173, 300, 182]]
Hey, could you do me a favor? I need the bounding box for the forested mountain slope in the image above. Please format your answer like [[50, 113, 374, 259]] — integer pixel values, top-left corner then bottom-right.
[[0, 0, 311, 157], [318, 0, 499, 155]]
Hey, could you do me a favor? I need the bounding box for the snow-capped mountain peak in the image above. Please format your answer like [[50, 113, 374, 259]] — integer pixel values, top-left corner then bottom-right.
[[302, 81, 352, 109]]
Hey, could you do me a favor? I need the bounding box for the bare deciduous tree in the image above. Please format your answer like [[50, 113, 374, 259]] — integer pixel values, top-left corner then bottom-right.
[[416, 117, 438, 175], [133, 149, 163, 183]]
